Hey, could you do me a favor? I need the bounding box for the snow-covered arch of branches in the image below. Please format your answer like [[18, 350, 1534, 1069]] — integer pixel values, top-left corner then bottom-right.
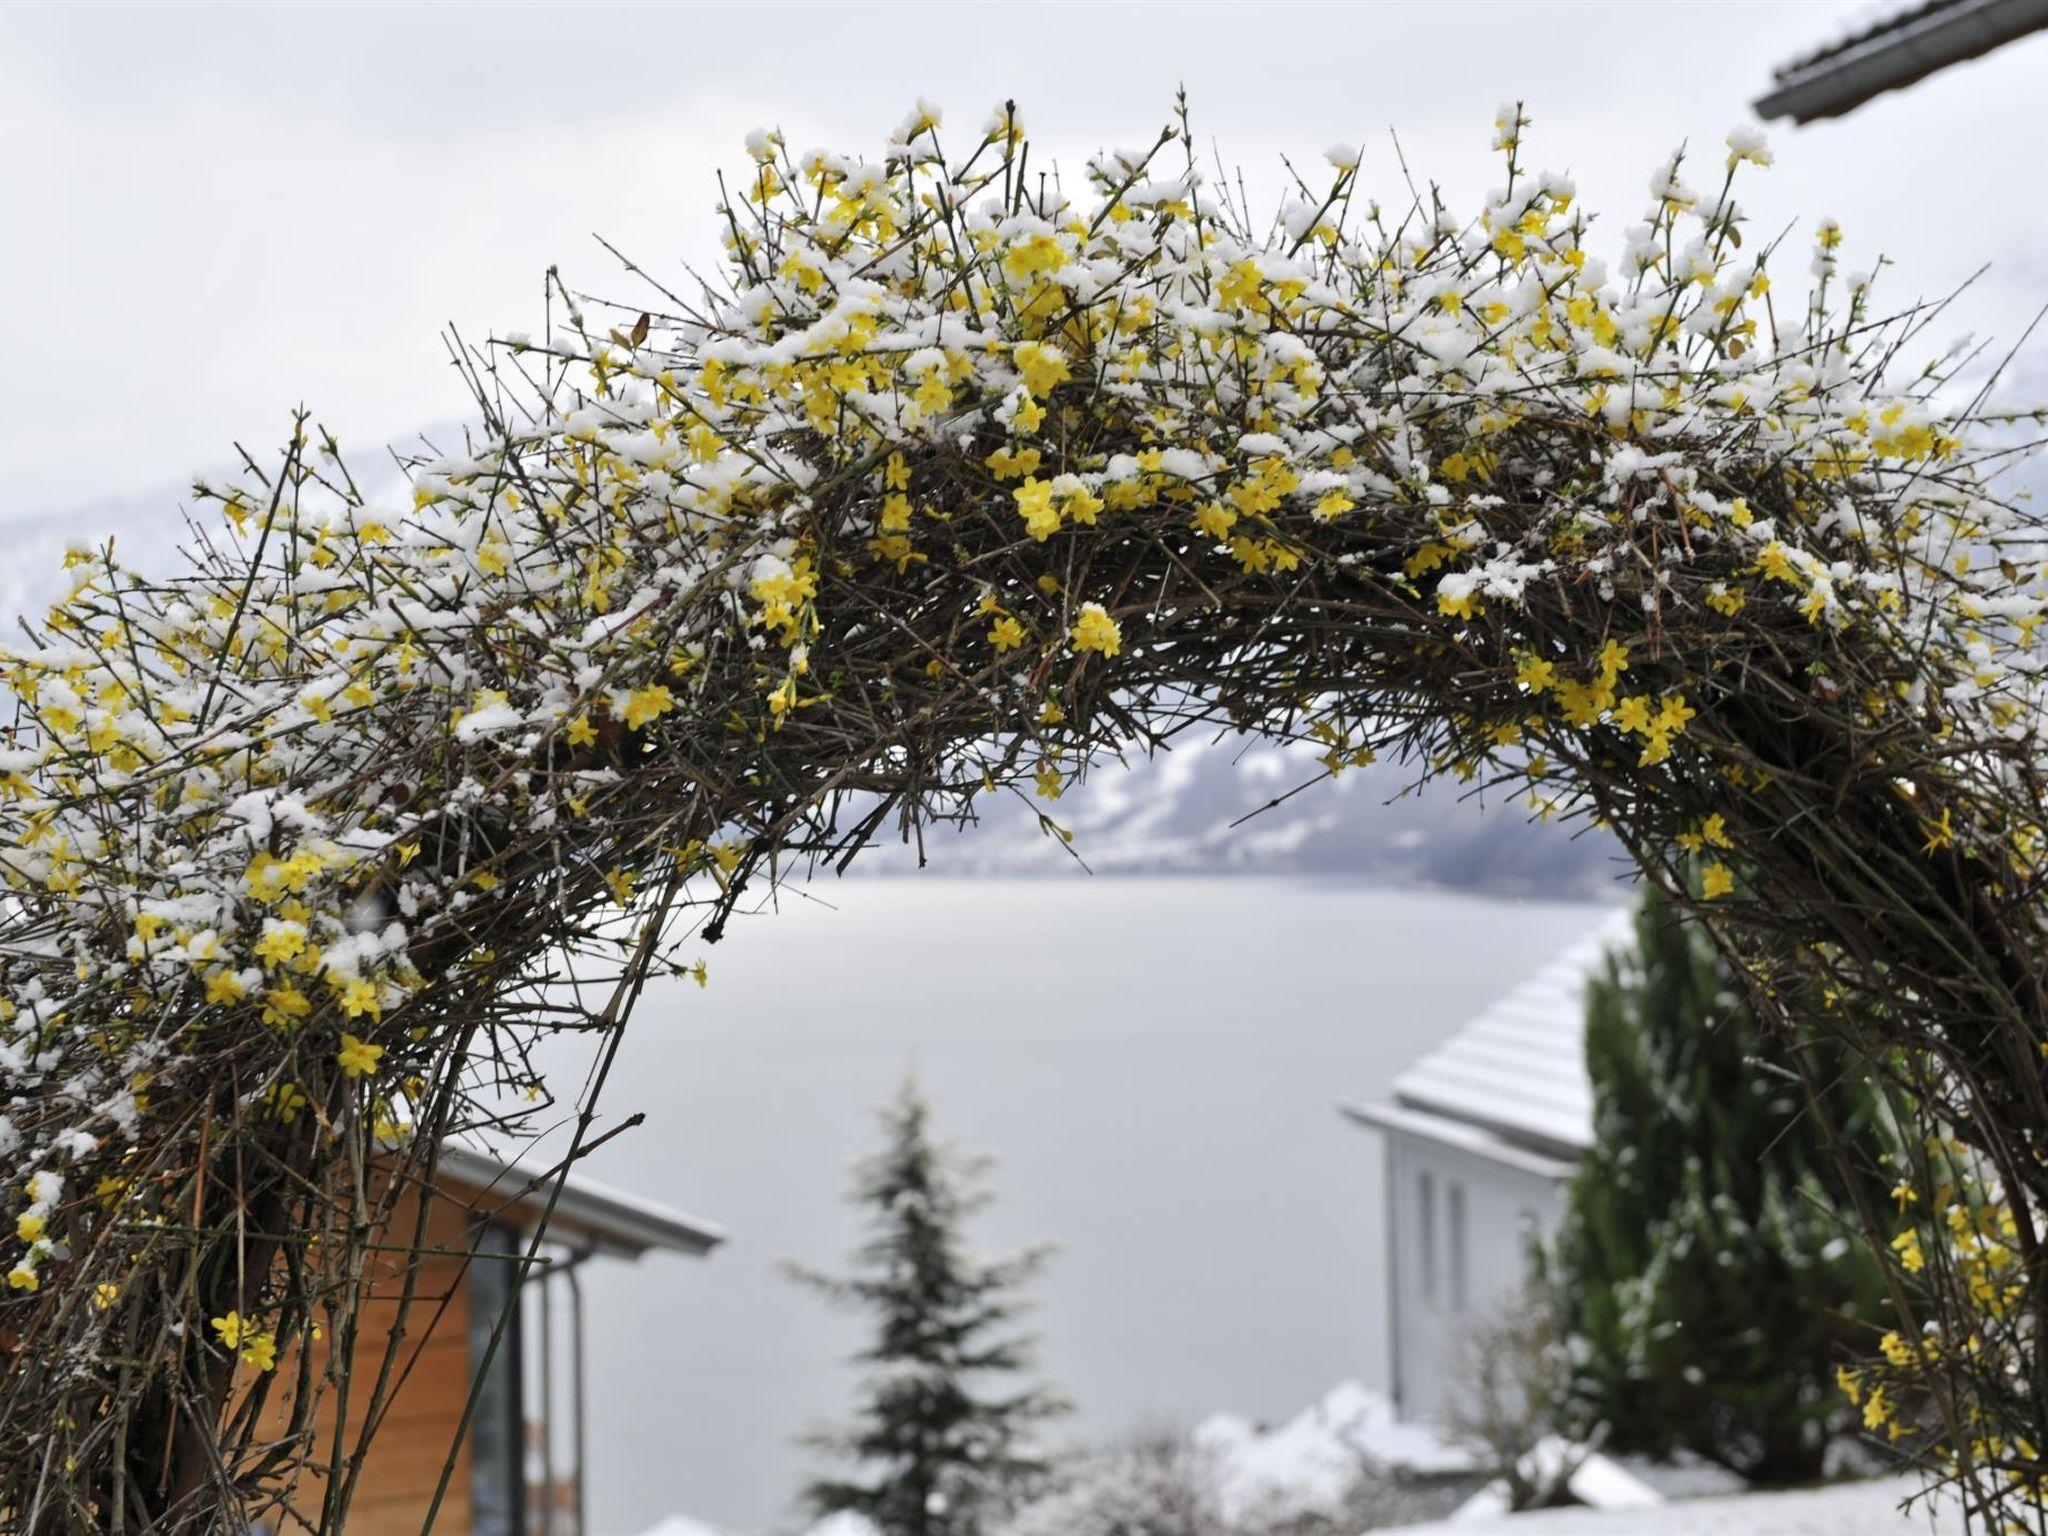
[[1, 101, 2044, 1532]]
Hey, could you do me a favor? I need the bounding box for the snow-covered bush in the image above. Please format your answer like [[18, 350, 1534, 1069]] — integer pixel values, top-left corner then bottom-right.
[[1000, 1416, 1452, 1536], [0, 96, 2041, 1530], [1440, 1285, 1582, 1510], [998, 1427, 1234, 1536]]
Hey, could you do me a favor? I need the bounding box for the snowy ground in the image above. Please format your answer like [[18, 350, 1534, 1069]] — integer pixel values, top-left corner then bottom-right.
[[626, 1383, 1959, 1536], [1394, 1475, 1960, 1536], [634, 1473, 1958, 1536]]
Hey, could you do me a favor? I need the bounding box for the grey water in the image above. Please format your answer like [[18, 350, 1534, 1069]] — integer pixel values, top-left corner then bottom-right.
[[520, 877, 1610, 1534]]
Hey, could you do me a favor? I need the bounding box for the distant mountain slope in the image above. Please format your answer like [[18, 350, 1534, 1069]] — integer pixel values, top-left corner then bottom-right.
[[854, 734, 1625, 897], [0, 488, 198, 634]]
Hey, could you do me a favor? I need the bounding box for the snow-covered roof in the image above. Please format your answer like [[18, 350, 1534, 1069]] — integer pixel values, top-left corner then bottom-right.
[[1376, 909, 1634, 1158]]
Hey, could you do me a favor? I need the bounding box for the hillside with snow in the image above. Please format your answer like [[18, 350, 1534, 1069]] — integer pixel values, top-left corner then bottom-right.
[[858, 734, 1623, 896]]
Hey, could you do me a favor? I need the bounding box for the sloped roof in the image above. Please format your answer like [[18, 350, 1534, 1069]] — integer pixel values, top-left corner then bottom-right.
[[1381, 909, 1634, 1158], [436, 1143, 725, 1261], [1756, 0, 2048, 123]]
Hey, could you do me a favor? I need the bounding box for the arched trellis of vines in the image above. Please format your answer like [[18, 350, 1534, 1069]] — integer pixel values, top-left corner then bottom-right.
[[0, 99, 2045, 1532]]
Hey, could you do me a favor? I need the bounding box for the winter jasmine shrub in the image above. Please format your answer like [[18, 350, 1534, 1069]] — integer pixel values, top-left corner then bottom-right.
[[0, 97, 2043, 1530]]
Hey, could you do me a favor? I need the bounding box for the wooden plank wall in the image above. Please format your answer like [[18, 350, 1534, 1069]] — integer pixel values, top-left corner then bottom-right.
[[251, 1186, 485, 1536]]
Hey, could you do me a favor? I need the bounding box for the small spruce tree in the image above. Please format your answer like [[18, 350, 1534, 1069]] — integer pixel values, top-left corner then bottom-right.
[[788, 1076, 1066, 1536], [1544, 888, 1896, 1483]]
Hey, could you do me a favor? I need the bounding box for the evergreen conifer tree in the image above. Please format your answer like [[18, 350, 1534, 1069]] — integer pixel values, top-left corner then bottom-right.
[[1545, 888, 1896, 1482], [789, 1077, 1066, 1535]]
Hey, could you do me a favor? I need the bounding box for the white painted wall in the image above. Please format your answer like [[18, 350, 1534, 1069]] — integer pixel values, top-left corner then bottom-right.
[[1383, 1127, 1572, 1424]]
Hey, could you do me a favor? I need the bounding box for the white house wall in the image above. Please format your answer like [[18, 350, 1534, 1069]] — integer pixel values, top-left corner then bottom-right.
[[1385, 1124, 1572, 1424]]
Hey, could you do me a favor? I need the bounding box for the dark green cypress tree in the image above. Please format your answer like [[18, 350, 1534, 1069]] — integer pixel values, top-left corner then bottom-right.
[[788, 1077, 1067, 1535], [1545, 887, 1896, 1483]]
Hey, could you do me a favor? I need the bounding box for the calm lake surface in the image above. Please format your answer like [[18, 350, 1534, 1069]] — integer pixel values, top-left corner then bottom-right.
[[523, 877, 1611, 1534]]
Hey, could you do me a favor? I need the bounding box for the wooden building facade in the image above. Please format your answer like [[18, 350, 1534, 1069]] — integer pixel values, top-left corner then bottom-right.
[[253, 1146, 722, 1536]]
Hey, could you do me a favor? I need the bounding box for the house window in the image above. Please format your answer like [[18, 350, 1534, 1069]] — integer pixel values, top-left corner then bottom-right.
[[1418, 1169, 1437, 1304], [1448, 1181, 1469, 1313], [468, 1221, 526, 1536]]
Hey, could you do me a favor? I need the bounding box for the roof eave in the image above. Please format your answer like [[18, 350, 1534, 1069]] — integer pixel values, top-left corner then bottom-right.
[[435, 1144, 727, 1260], [1341, 1098, 1584, 1180], [1756, 0, 2048, 123]]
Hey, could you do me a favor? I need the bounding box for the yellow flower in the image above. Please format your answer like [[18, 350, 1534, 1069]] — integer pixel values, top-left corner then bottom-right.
[[243, 1330, 278, 1370], [266, 1081, 307, 1123], [93, 1282, 119, 1311], [254, 923, 306, 966], [1003, 232, 1067, 282], [986, 446, 1043, 481], [203, 970, 247, 1007], [262, 986, 311, 1028], [16, 1213, 45, 1244], [1701, 863, 1735, 900], [1014, 478, 1061, 541], [1654, 694, 1696, 735], [1758, 541, 1801, 584], [567, 714, 597, 747], [1891, 1228, 1925, 1274], [213, 1311, 278, 1371], [1070, 604, 1122, 657], [1035, 764, 1064, 800], [336, 1032, 384, 1079], [1921, 806, 1955, 855], [1515, 654, 1556, 693], [1193, 502, 1237, 541], [338, 979, 382, 1020], [1312, 490, 1355, 523], [1013, 340, 1071, 398], [990, 616, 1026, 652], [622, 685, 675, 730]]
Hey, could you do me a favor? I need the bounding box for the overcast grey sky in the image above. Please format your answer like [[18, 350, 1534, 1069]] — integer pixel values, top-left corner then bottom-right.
[[3, 1, 2044, 527]]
